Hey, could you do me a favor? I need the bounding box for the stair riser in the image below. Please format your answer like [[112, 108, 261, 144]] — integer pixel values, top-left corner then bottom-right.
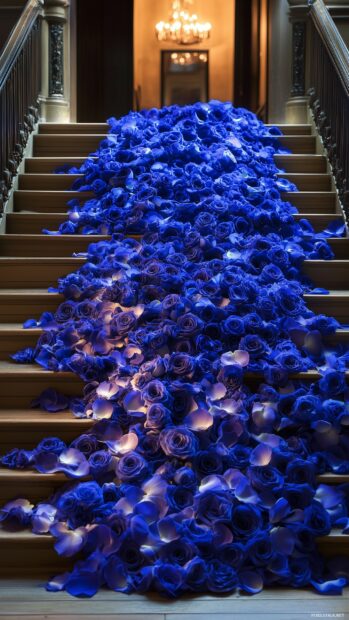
[[18, 173, 332, 192], [282, 192, 336, 212], [37, 123, 313, 135], [281, 175, 331, 191], [306, 296, 349, 323], [304, 263, 349, 289], [32, 135, 317, 157], [0, 295, 63, 322], [0, 541, 73, 577], [26, 154, 326, 174], [0, 426, 92, 453], [0, 237, 108, 257], [0, 292, 348, 324], [7, 213, 342, 235], [18, 175, 83, 190], [0, 536, 344, 578], [0, 375, 83, 409], [14, 190, 92, 212], [0, 260, 83, 288], [13, 190, 336, 215], [0, 332, 39, 360], [1, 237, 349, 259], [1, 259, 348, 289], [275, 155, 326, 173]]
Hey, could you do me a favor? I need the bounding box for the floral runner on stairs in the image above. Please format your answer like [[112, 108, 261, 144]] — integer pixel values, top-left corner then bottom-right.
[[0, 101, 349, 597]]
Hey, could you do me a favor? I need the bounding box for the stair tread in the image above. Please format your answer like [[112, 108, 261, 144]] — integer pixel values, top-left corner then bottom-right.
[[0, 529, 343, 542], [1, 361, 349, 380], [0, 466, 346, 483], [0, 409, 89, 424]]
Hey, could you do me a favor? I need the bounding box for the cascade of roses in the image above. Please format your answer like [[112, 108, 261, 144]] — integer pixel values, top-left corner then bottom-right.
[[1, 101, 349, 597]]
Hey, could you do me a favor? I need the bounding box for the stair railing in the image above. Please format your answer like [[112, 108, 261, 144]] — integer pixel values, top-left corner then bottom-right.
[[0, 0, 42, 216], [308, 0, 349, 219]]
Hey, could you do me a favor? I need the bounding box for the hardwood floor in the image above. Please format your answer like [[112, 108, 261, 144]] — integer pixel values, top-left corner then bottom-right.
[[0, 579, 348, 619]]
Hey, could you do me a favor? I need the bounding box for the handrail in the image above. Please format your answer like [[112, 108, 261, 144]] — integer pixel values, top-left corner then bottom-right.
[[0, 0, 42, 214], [0, 0, 42, 91], [309, 0, 349, 96], [308, 0, 349, 219]]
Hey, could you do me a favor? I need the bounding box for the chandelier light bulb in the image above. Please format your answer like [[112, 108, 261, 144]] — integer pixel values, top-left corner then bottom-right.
[[155, 0, 212, 45]]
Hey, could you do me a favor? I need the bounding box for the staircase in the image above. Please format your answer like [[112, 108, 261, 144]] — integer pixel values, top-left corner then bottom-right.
[[0, 123, 349, 614]]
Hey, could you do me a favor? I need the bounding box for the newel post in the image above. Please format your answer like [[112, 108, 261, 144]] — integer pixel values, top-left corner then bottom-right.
[[40, 0, 70, 121], [286, 0, 312, 123]]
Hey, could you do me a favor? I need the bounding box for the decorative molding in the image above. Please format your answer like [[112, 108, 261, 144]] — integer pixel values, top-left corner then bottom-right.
[[308, 87, 349, 217], [49, 21, 64, 96], [291, 21, 306, 96]]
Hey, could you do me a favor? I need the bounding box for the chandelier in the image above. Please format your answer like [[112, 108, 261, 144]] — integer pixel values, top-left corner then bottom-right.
[[155, 0, 212, 46]]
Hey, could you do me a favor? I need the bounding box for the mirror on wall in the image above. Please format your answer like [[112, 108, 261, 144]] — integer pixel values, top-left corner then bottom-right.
[[161, 51, 209, 106]]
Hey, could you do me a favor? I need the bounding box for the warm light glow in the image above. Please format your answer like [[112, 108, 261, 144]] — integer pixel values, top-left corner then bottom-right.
[[170, 51, 208, 66], [155, 0, 211, 45]]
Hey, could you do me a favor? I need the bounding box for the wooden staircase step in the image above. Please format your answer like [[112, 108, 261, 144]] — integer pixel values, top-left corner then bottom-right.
[[33, 134, 317, 157], [25, 156, 89, 173], [271, 124, 312, 135], [304, 260, 349, 289], [0, 410, 92, 451], [37, 122, 312, 136], [275, 154, 327, 173], [25, 153, 326, 175], [33, 134, 106, 157], [278, 135, 317, 153], [0, 257, 85, 288], [0, 234, 109, 257], [282, 191, 337, 211], [0, 530, 346, 578], [0, 286, 348, 325], [0, 323, 41, 359], [2, 255, 349, 289], [18, 174, 83, 191], [0, 470, 89, 504], [0, 289, 63, 322], [0, 468, 347, 504], [17, 172, 332, 193], [7, 211, 343, 235], [305, 292, 349, 323], [278, 173, 332, 191], [2, 235, 348, 259], [0, 531, 72, 577], [0, 363, 83, 408], [13, 190, 92, 213], [39, 122, 109, 134], [0, 362, 349, 409], [12, 189, 338, 216], [293, 213, 343, 232], [1, 319, 349, 359]]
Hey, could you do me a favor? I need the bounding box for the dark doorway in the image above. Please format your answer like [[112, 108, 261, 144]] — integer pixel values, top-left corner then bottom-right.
[[234, 0, 269, 120], [76, 0, 133, 121]]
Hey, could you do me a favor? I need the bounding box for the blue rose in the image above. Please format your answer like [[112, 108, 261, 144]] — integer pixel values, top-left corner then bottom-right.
[[75, 482, 104, 509], [116, 452, 149, 482], [154, 563, 184, 597], [35, 437, 67, 456], [231, 504, 262, 539], [166, 485, 193, 512], [206, 560, 238, 593], [88, 450, 113, 477], [319, 371, 347, 397], [194, 491, 233, 524], [160, 427, 198, 459]]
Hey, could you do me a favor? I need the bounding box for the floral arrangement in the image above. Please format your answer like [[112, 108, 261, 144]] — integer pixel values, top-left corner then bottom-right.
[[0, 101, 348, 598]]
